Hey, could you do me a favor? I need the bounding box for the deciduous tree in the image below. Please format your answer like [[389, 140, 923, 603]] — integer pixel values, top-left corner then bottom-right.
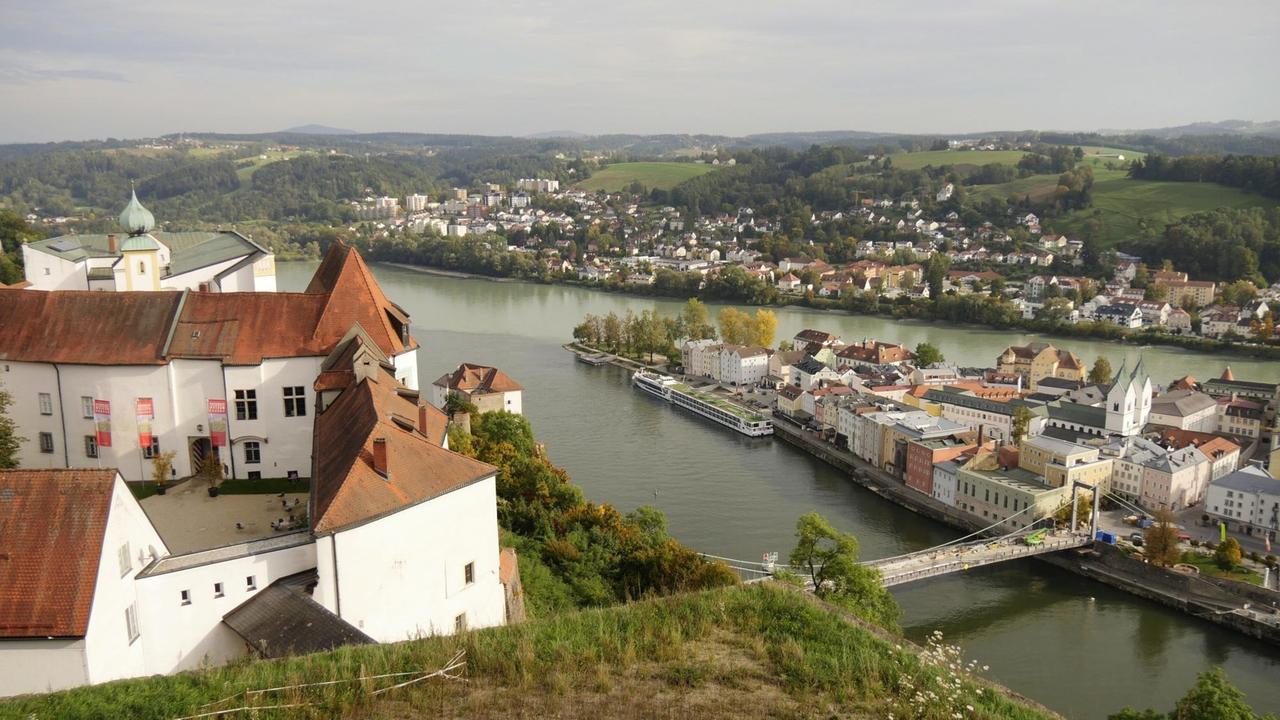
[[0, 382, 24, 469], [1215, 537, 1243, 570], [914, 342, 944, 366], [1144, 509, 1181, 567], [1090, 356, 1114, 385], [790, 512, 901, 630]]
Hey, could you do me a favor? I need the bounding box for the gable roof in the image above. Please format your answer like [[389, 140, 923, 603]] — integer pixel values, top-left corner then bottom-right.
[[0, 289, 181, 365], [433, 363, 524, 394], [306, 241, 411, 357], [0, 469, 117, 638], [310, 370, 496, 535], [222, 571, 374, 657]]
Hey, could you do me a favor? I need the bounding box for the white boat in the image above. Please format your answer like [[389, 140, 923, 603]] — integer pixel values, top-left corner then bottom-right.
[[632, 371, 773, 437]]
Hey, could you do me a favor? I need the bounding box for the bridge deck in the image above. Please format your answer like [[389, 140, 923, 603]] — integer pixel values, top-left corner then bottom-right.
[[866, 532, 1090, 587]]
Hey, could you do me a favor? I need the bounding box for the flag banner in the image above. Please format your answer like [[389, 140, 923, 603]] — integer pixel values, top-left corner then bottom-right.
[[135, 397, 154, 448], [1220, 522, 1227, 543], [93, 399, 112, 448], [207, 399, 228, 448], [1267, 533, 1272, 554]]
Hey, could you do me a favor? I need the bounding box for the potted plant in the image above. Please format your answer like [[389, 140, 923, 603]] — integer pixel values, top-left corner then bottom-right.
[[201, 453, 224, 497], [152, 450, 176, 495]]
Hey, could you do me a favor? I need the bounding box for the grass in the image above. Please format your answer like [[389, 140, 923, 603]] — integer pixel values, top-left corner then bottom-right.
[[1178, 551, 1266, 586], [235, 150, 307, 182], [575, 162, 717, 192], [217, 477, 311, 495], [0, 584, 1058, 720], [879, 149, 1032, 172], [126, 481, 161, 501]]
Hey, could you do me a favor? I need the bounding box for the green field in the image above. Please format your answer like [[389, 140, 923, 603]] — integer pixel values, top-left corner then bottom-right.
[[235, 150, 308, 181], [576, 162, 717, 192], [967, 166, 1276, 245]]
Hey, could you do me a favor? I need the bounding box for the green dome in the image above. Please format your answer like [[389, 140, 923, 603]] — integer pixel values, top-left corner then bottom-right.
[[120, 234, 160, 252], [119, 188, 155, 235]]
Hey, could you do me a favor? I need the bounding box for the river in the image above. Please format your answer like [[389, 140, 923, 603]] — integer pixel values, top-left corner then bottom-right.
[[282, 262, 1280, 719]]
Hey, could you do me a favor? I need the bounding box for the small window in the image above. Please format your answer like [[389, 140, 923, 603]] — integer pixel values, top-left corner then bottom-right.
[[247, 470, 262, 480], [213, 582, 224, 598], [244, 441, 261, 464], [125, 603, 140, 643], [142, 438, 161, 459], [39, 392, 53, 415], [180, 589, 191, 605], [118, 542, 132, 577], [454, 613, 467, 633], [39, 432, 54, 454], [138, 261, 146, 274], [85, 435, 98, 459], [234, 389, 258, 420], [81, 396, 94, 419], [464, 562, 475, 586], [283, 386, 306, 417], [246, 575, 257, 591]]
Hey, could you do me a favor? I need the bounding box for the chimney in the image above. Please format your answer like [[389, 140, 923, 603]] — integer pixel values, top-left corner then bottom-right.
[[107, 234, 118, 253], [418, 403, 430, 436], [372, 437, 389, 478]]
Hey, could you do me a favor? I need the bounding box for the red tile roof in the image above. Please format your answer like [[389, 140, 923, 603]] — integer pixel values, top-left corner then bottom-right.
[[0, 469, 117, 638], [310, 370, 496, 535], [434, 363, 524, 394], [0, 241, 413, 367]]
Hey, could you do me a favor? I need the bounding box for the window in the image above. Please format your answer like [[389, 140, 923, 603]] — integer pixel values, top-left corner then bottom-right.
[[464, 562, 475, 586], [81, 396, 94, 419], [246, 575, 257, 591], [39, 432, 54, 454], [213, 582, 224, 598], [39, 392, 53, 415], [138, 261, 146, 274], [244, 441, 261, 464], [283, 386, 306, 417], [180, 589, 191, 605], [142, 438, 161, 459], [118, 542, 132, 576], [85, 435, 98, 459], [454, 613, 467, 633], [125, 603, 140, 643], [248, 471, 261, 480], [234, 389, 257, 420]]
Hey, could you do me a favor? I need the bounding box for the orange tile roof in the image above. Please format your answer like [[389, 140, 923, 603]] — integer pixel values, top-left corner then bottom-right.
[[435, 363, 524, 394], [0, 469, 117, 638], [310, 370, 496, 535], [0, 289, 181, 365]]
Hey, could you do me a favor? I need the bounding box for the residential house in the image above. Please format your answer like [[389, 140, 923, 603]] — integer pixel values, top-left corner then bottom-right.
[[1148, 390, 1218, 432], [1205, 464, 1280, 535], [995, 342, 1085, 390], [431, 363, 524, 415]]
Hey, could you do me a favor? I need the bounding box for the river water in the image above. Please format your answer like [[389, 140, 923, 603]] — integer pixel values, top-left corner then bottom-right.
[[282, 263, 1280, 719]]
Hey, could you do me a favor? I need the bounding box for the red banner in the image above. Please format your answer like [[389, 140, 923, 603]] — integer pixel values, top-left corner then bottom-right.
[[93, 399, 112, 448], [135, 397, 154, 448], [207, 399, 228, 448]]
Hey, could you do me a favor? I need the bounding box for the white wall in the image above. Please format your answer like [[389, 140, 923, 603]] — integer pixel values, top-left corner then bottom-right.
[[22, 246, 87, 291], [395, 348, 419, 391], [81, 476, 169, 685], [135, 539, 315, 673], [0, 639, 88, 697], [223, 358, 323, 480], [315, 476, 506, 641]]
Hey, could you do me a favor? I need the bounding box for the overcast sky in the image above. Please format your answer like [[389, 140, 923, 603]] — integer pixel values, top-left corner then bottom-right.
[[3, 0, 1278, 143]]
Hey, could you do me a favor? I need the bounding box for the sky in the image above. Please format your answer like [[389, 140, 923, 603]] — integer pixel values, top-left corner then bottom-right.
[[2, 0, 1279, 143]]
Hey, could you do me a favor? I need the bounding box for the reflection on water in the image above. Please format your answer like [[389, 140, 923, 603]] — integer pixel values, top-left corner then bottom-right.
[[280, 262, 1280, 719]]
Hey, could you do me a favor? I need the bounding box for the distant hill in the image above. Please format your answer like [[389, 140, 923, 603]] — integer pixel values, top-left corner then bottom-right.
[[526, 130, 591, 139], [279, 124, 357, 135], [1100, 120, 1280, 139]]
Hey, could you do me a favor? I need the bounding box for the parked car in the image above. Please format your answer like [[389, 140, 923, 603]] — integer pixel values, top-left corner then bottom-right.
[[1129, 533, 1145, 547]]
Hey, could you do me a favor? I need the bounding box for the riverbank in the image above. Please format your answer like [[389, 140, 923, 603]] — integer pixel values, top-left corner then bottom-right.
[[371, 259, 1280, 361], [768, 418, 1280, 647]]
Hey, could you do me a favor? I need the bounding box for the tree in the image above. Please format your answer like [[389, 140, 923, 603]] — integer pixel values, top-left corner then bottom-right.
[[1010, 406, 1033, 447], [678, 298, 716, 341], [789, 512, 901, 630], [926, 253, 949, 306], [746, 309, 777, 347], [1144, 508, 1181, 567], [1109, 667, 1273, 720], [151, 451, 177, 488], [914, 342, 944, 367], [1090, 356, 1114, 385], [0, 381, 24, 469], [718, 307, 750, 345], [1215, 537, 1243, 570]]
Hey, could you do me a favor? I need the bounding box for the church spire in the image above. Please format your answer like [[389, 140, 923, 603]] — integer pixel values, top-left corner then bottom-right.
[[119, 183, 156, 236]]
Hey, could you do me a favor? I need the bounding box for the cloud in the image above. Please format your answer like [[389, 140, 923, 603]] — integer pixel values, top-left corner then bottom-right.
[[0, 64, 127, 85]]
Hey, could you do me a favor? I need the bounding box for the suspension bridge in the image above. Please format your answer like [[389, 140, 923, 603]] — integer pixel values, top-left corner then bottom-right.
[[701, 487, 1098, 588]]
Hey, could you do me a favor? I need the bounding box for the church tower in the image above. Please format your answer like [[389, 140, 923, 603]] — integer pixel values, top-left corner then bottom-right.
[[1104, 359, 1152, 437], [115, 187, 162, 291]]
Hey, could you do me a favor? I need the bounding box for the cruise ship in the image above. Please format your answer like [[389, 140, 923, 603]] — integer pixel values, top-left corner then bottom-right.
[[632, 371, 773, 437]]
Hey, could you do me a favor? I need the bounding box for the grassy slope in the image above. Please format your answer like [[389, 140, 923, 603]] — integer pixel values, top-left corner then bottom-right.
[[884, 149, 1030, 171], [575, 162, 716, 192], [0, 584, 1057, 720]]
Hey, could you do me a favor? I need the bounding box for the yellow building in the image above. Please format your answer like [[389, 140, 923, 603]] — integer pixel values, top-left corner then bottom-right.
[[996, 342, 1085, 390], [956, 452, 1072, 530], [1159, 279, 1216, 308], [1019, 435, 1114, 493]]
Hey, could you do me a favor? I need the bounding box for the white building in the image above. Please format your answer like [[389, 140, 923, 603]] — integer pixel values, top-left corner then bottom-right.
[[1205, 464, 1280, 535], [405, 193, 430, 212], [23, 191, 276, 293], [682, 339, 722, 380], [933, 459, 961, 507], [718, 346, 769, 387], [0, 343, 517, 698], [0, 240, 418, 482], [430, 363, 524, 415], [1149, 390, 1218, 432]]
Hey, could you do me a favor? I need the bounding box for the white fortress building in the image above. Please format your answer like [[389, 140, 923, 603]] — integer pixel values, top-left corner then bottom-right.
[[0, 240, 418, 482], [0, 239, 521, 698], [22, 190, 277, 293]]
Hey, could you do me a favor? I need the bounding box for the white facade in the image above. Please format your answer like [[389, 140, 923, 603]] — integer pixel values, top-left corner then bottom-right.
[[313, 476, 506, 640], [718, 347, 769, 387], [682, 340, 722, 380], [932, 463, 959, 507]]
